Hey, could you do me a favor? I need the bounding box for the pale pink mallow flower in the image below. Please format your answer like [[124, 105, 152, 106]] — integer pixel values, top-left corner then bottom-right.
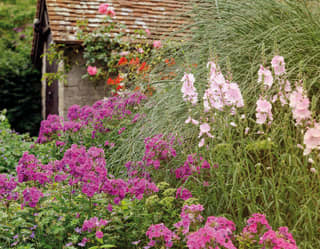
[[204, 61, 244, 112], [289, 86, 311, 125], [224, 83, 244, 108], [199, 123, 214, 138], [185, 116, 199, 125], [198, 138, 205, 148], [145, 29, 151, 35], [181, 73, 198, 105], [87, 66, 97, 76], [256, 97, 273, 125], [303, 123, 320, 155], [271, 55, 286, 76], [258, 65, 273, 89], [153, 40, 162, 49]]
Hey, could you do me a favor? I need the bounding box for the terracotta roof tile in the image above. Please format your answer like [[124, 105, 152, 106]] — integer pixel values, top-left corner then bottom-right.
[[46, 0, 193, 43]]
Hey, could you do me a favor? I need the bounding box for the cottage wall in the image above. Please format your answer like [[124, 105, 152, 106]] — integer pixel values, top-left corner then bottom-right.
[[60, 52, 107, 119]]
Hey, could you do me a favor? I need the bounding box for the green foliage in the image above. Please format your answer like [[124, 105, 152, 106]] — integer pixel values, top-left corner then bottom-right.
[[0, 0, 41, 135], [0, 110, 33, 174]]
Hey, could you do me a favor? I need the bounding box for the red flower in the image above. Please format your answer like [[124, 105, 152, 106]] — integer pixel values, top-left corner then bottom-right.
[[115, 75, 123, 85], [129, 57, 140, 65], [118, 57, 128, 66], [107, 78, 115, 85], [138, 62, 147, 72], [116, 85, 124, 90]]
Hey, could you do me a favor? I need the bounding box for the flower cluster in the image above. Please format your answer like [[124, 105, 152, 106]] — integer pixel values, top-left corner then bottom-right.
[[256, 96, 273, 125], [146, 223, 179, 248], [16, 152, 53, 185], [146, 205, 297, 249], [0, 174, 18, 202], [143, 134, 177, 169], [174, 204, 204, 235], [175, 154, 211, 182], [82, 217, 108, 232], [176, 187, 192, 201], [22, 187, 43, 208], [289, 83, 311, 125], [239, 213, 297, 249], [204, 61, 244, 112], [37, 92, 147, 144], [181, 73, 198, 105], [98, 3, 115, 17]]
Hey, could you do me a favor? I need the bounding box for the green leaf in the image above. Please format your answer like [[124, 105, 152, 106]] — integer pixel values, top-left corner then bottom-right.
[[101, 245, 116, 248]]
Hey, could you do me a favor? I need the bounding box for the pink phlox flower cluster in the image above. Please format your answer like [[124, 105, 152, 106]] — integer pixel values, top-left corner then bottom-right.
[[38, 92, 147, 144], [203, 61, 244, 112], [256, 96, 273, 125], [143, 134, 177, 169], [175, 204, 205, 235], [289, 85, 311, 125], [186, 225, 236, 249], [175, 154, 211, 182], [37, 115, 63, 143], [22, 187, 43, 208], [181, 73, 198, 105], [205, 216, 236, 233], [176, 187, 192, 200], [101, 178, 128, 204], [16, 152, 53, 185], [146, 223, 179, 248], [0, 174, 18, 201], [303, 122, 320, 155], [271, 56, 286, 76], [259, 227, 297, 249], [98, 4, 115, 17], [242, 213, 271, 234], [82, 217, 108, 232], [61, 145, 107, 197], [127, 177, 159, 200], [258, 65, 273, 89]]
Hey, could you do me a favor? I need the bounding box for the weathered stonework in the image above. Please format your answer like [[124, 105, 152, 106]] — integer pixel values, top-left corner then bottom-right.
[[61, 51, 107, 119]]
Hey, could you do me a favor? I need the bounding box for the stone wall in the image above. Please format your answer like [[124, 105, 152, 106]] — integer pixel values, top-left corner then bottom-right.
[[60, 51, 107, 119]]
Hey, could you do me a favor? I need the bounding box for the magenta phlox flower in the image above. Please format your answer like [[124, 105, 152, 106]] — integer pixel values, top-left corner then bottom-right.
[[143, 134, 177, 169], [176, 187, 192, 200], [0, 174, 18, 201], [242, 213, 271, 235], [37, 115, 63, 143], [128, 177, 159, 200], [175, 154, 211, 182], [259, 227, 297, 249], [146, 223, 179, 248], [82, 217, 108, 232], [22, 187, 43, 208], [17, 152, 53, 185]]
